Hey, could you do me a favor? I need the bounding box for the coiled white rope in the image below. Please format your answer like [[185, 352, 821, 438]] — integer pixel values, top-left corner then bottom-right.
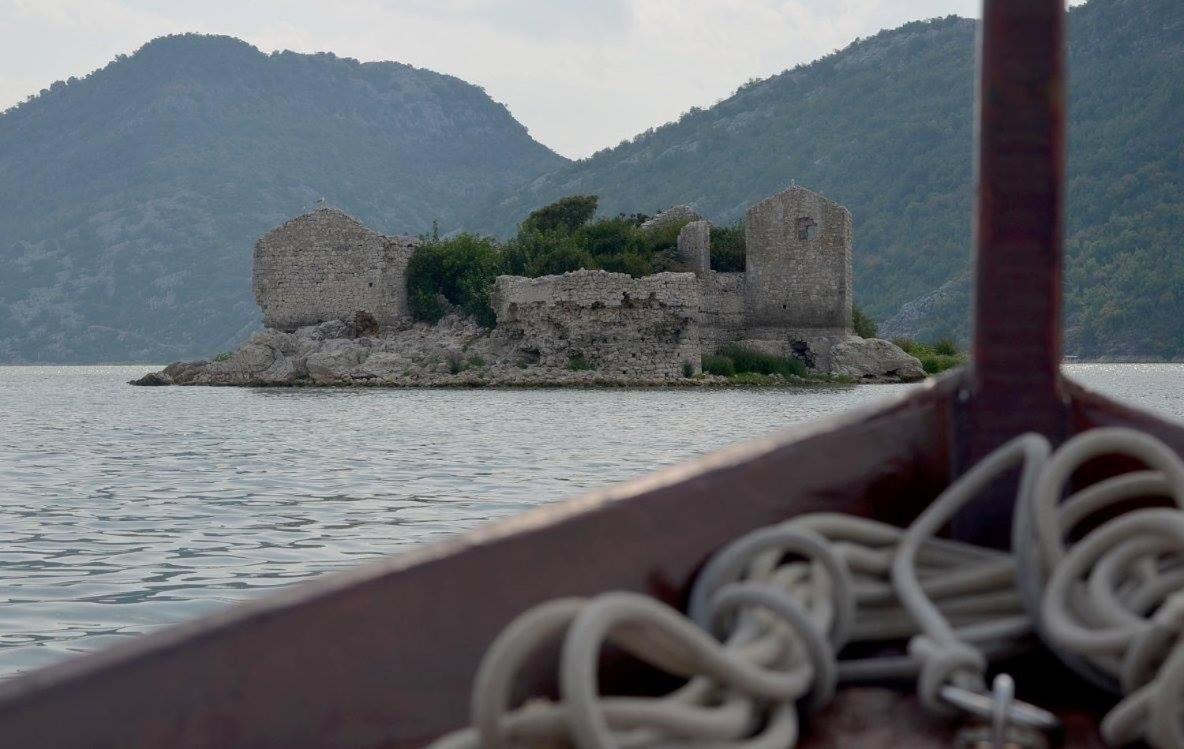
[[429, 428, 1184, 748]]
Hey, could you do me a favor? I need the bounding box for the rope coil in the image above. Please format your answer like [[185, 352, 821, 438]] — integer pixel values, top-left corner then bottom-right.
[[430, 428, 1184, 748]]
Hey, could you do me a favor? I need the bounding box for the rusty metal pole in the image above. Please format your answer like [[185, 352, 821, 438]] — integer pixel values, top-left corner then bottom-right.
[[954, 0, 1068, 545]]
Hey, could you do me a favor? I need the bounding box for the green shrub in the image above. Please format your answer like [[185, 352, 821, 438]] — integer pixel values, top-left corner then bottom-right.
[[702, 354, 736, 376], [852, 304, 878, 339], [933, 338, 958, 356], [406, 234, 501, 326], [508, 195, 686, 280], [576, 217, 639, 258], [717, 344, 807, 378], [568, 352, 593, 371], [710, 223, 746, 272], [520, 195, 598, 234], [682, 360, 695, 378], [213, 351, 233, 362], [529, 244, 593, 277], [922, 354, 962, 374], [891, 337, 967, 374], [598, 251, 655, 277]]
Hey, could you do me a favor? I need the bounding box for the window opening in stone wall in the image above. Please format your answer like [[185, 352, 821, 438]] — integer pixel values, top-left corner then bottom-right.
[[796, 216, 818, 241]]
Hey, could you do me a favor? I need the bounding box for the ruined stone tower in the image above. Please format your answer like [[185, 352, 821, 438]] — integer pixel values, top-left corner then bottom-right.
[[253, 207, 419, 332], [743, 186, 853, 333]]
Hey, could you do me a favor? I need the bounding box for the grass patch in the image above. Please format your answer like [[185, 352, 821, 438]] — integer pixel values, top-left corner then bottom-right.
[[729, 372, 783, 386], [892, 337, 967, 374], [718, 344, 807, 379], [702, 354, 736, 376]]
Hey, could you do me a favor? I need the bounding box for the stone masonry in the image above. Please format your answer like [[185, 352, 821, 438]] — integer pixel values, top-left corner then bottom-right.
[[744, 186, 853, 331], [699, 272, 747, 352], [640, 205, 703, 232], [677, 220, 711, 274], [253, 207, 420, 332], [491, 270, 701, 378]]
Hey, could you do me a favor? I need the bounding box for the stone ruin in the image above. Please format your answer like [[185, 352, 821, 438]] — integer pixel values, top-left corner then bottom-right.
[[492, 271, 700, 379], [241, 188, 922, 383], [253, 207, 420, 332], [639, 204, 703, 232]]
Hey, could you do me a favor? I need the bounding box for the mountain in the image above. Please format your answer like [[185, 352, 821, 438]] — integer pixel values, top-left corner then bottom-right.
[[465, 0, 1184, 359], [0, 34, 566, 363]]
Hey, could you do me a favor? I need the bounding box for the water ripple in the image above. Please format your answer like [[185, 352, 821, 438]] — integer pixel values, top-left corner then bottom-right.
[[0, 364, 1176, 677]]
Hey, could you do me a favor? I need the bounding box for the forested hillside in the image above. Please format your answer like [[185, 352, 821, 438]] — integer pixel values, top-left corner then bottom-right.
[[0, 34, 565, 363], [467, 0, 1184, 358], [3, 0, 1180, 362]]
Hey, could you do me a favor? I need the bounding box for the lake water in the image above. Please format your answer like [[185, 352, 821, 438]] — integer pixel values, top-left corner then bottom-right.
[[0, 364, 1180, 677]]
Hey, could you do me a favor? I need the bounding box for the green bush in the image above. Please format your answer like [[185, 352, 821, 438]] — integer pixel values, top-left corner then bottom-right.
[[933, 338, 958, 356], [702, 354, 736, 376], [717, 344, 807, 379], [682, 360, 695, 378], [852, 304, 878, 339], [508, 196, 686, 280], [406, 234, 502, 326], [405, 195, 700, 329], [520, 195, 598, 234], [710, 223, 746, 272], [213, 351, 233, 362], [892, 337, 967, 374]]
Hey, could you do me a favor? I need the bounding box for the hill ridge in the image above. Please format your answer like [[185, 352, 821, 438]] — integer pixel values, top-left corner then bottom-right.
[[464, 0, 1184, 359], [0, 33, 567, 363]]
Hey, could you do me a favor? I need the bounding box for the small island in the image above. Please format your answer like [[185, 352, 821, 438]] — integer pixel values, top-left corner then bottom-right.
[[133, 186, 927, 388]]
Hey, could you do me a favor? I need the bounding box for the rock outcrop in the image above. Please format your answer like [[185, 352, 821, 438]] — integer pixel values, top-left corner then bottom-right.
[[132, 314, 707, 388], [829, 337, 926, 382]]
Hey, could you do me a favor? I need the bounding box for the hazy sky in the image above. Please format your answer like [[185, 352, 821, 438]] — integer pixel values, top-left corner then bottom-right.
[[1, 0, 1084, 158]]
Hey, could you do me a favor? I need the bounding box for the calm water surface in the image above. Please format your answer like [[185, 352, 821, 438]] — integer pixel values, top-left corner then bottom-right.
[[0, 364, 1180, 676]]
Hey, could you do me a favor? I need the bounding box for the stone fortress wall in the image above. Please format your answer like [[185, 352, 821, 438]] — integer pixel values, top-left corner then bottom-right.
[[744, 187, 852, 330], [697, 272, 747, 352], [491, 271, 701, 378], [253, 207, 420, 332], [248, 186, 896, 380]]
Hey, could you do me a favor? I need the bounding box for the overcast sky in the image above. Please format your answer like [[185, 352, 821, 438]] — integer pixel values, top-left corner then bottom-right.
[[1, 0, 1085, 159]]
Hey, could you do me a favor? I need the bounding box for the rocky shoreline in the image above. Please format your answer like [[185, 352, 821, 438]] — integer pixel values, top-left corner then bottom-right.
[[130, 314, 925, 388]]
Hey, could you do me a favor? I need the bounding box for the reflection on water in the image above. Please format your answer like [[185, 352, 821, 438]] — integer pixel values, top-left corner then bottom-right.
[[0, 363, 1177, 676]]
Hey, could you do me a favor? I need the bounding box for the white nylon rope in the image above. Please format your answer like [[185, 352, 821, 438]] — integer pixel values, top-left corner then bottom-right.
[[429, 428, 1184, 748]]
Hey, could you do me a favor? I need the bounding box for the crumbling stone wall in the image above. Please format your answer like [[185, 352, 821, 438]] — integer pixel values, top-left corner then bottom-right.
[[492, 270, 701, 378], [253, 207, 419, 332], [699, 272, 747, 353], [677, 220, 711, 274], [744, 186, 853, 331], [640, 205, 703, 232]]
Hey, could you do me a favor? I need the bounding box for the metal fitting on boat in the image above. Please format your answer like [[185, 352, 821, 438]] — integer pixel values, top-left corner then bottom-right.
[[949, 674, 1055, 749]]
